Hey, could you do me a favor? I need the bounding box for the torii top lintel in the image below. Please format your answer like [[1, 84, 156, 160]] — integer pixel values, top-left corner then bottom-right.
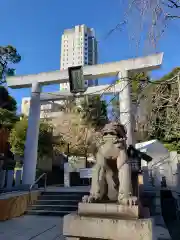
[[7, 53, 163, 89]]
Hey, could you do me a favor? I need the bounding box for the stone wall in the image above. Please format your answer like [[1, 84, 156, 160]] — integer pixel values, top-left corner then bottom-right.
[[0, 190, 40, 221]]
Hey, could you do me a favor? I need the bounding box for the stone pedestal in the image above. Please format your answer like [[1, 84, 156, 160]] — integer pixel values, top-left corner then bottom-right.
[[63, 203, 156, 240], [0, 170, 6, 188], [78, 202, 139, 219], [63, 212, 153, 240], [64, 173, 70, 187], [6, 170, 14, 188], [15, 170, 22, 187]]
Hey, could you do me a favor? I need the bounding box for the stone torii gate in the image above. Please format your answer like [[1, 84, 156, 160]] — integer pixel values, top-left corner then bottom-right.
[[7, 53, 163, 186]]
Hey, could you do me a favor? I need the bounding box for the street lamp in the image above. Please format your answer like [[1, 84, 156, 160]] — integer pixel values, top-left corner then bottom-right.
[[68, 66, 87, 94]]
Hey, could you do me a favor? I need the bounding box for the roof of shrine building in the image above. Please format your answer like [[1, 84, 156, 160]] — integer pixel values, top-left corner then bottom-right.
[[135, 139, 170, 165]]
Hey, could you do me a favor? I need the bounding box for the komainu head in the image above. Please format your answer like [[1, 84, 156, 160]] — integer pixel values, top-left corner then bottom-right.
[[102, 121, 127, 140]]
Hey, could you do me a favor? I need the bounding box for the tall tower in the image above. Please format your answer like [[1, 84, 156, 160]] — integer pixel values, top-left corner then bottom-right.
[[60, 24, 98, 91]]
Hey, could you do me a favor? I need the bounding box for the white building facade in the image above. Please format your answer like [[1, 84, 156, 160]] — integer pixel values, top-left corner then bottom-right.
[[21, 97, 64, 119], [60, 24, 98, 90]]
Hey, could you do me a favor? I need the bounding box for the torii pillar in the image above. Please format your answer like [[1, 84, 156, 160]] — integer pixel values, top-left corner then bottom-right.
[[7, 53, 163, 185], [118, 70, 134, 146], [22, 82, 41, 185]]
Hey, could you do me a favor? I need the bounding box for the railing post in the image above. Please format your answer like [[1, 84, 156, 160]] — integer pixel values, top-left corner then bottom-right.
[[44, 173, 47, 191]]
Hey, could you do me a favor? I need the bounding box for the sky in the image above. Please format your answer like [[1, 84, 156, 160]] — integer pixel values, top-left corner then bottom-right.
[[1, 0, 180, 113]]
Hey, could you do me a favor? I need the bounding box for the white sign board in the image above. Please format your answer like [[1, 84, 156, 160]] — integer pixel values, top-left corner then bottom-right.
[[80, 168, 92, 179]]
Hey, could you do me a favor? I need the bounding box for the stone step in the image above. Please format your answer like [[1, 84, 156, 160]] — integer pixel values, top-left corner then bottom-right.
[[25, 209, 72, 216], [29, 204, 77, 211], [41, 191, 89, 195], [39, 194, 83, 200], [35, 199, 79, 205], [26, 190, 88, 216]]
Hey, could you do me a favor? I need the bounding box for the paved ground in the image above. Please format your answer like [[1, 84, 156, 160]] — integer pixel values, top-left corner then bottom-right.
[[164, 219, 180, 240], [0, 215, 64, 240], [0, 186, 91, 240]]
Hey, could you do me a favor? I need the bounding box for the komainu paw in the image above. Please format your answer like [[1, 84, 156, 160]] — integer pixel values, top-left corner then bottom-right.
[[82, 193, 101, 203], [118, 196, 138, 206]]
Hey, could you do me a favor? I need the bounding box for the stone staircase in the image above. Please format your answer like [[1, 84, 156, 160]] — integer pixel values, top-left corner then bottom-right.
[[26, 190, 89, 216]]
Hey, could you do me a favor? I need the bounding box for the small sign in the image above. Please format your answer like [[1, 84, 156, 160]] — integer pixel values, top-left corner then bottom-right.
[[68, 66, 86, 94], [80, 168, 92, 179]]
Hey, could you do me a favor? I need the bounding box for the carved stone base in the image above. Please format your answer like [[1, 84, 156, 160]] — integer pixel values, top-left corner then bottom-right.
[[63, 212, 154, 240], [63, 202, 172, 240], [78, 203, 139, 219]]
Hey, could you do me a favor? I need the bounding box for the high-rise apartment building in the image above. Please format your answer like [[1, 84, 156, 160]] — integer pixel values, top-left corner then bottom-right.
[[60, 24, 98, 91]]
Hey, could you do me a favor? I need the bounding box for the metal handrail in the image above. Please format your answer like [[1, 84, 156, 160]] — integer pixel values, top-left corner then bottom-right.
[[28, 172, 47, 206], [29, 172, 47, 192]]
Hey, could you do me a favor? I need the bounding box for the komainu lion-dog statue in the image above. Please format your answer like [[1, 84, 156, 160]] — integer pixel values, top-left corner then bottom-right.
[[83, 122, 137, 206]]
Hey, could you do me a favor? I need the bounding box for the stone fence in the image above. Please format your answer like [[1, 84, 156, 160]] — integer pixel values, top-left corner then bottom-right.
[[0, 169, 24, 192]]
